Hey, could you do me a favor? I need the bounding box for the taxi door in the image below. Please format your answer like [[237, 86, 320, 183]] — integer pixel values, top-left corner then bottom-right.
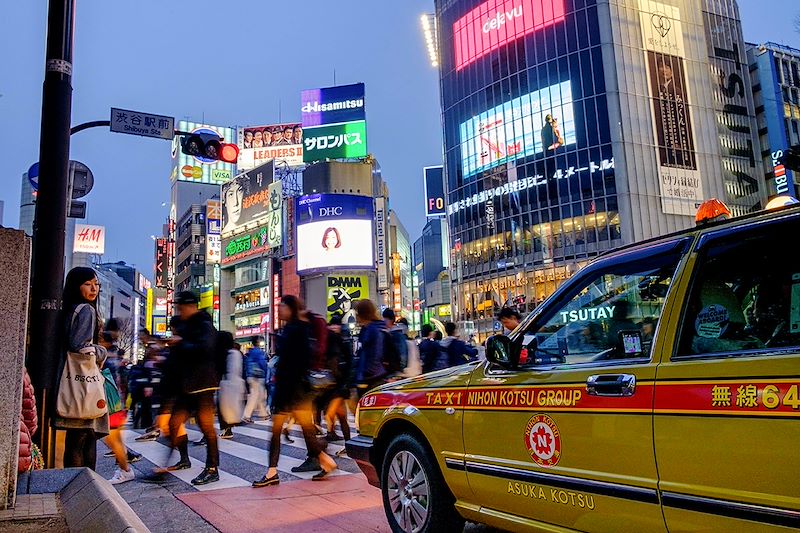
[[460, 239, 690, 532], [653, 214, 800, 531]]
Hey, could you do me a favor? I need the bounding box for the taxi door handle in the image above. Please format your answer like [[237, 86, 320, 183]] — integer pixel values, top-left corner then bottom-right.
[[586, 374, 636, 397]]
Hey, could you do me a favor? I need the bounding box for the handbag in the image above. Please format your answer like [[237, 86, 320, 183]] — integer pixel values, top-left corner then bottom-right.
[[219, 376, 245, 424], [55, 350, 107, 420], [102, 368, 123, 415], [307, 368, 336, 391]]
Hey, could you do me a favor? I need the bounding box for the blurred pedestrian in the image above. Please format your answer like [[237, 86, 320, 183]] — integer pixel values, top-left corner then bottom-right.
[[253, 296, 336, 487], [419, 324, 443, 373], [218, 333, 245, 439], [54, 267, 108, 471], [145, 292, 221, 486], [354, 299, 388, 396], [382, 309, 408, 378], [441, 322, 478, 367], [242, 336, 269, 424], [323, 315, 353, 442]]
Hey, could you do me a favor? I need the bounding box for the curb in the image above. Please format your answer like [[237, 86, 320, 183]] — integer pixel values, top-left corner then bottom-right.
[[18, 468, 150, 532]]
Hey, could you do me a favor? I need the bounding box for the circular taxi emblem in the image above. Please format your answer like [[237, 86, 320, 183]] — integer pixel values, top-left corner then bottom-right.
[[524, 414, 561, 467]]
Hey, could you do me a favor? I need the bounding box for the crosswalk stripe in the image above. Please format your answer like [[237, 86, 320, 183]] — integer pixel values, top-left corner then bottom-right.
[[182, 428, 352, 480], [123, 432, 251, 491], [223, 423, 348, 453]]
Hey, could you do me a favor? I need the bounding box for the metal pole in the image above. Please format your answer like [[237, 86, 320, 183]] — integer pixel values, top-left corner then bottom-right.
[[28, 0, 76, 467]]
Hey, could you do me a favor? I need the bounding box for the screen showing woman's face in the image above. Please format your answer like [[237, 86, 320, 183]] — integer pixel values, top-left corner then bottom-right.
[[324, 230, 338, 250]]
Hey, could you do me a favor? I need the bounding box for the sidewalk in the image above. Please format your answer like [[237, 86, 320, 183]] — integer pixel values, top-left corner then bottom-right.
[[176, 475, 390, 533]]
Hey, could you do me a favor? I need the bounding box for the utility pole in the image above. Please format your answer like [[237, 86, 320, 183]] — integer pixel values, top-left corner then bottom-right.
[[28, 0, 76, 466]]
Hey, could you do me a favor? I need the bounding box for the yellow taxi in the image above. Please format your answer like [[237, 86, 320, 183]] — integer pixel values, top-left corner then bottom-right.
[[346, 203, 800, 532]]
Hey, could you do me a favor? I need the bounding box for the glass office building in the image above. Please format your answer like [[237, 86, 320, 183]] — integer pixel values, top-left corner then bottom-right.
[[435, 0, 765, 340]]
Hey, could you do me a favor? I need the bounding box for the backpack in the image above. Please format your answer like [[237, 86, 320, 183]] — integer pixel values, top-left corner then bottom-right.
[[307, 312, 329, 370], [382, 330, 403, 375]]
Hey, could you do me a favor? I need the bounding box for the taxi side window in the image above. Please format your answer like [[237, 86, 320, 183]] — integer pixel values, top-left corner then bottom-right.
[[677, 222, 800, 357], [521, 253, 681, 367]]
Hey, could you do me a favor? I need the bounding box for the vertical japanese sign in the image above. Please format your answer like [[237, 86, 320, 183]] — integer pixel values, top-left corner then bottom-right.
[[155, 238, 169, 288], [640, 0, 702, 216], [206, 200, 221, 235], [73, 224, 105, 254], [266, 180, 283, 249], [272, 272, 281, 332], [145, 288, 154, 335], [375, 197, 388, 290]]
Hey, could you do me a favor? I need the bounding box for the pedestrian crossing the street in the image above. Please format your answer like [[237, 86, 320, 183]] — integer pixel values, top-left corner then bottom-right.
[[121, 418, 361, 492]]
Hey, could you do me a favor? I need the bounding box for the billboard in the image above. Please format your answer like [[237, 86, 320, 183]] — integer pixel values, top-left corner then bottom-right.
[[424, 166, 446, 217], [73, 224, 105, 254], [206, 200, 221, 235], [326, 275, 368, 323], [303, 120, 367, 163], [639, 0, 702, 215], [453, 0, 566, 71], [221, 162, 276, 238], [237, 123, 303, 170], [296, 194, 374, 273], [222, 226, 269, 266], [170, 121, 236, 185], [206, 234, 221, 263], [301, 83, 366, 127], [460, 81, 575, 179], [155, 238, 169, 287], [375, 197, 388, 290]]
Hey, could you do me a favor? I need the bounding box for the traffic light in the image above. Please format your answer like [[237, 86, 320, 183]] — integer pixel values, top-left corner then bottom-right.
[[180, 132, 239, 163], [778, 145, 800, 172]]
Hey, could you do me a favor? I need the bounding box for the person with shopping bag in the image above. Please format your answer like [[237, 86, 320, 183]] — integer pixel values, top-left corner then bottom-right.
[[53, 267, 110, 470], [217, 331, 245, 439]]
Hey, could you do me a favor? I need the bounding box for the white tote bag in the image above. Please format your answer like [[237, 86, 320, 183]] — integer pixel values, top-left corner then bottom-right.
[[56, 350, 107, 420], [219, 376, 245, 424]]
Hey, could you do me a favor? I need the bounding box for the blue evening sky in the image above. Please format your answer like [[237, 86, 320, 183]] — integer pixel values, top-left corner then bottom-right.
[[1, 0, 798, 276]]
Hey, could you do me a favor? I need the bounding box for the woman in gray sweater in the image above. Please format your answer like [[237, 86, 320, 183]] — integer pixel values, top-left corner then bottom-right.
[[54, 267, 109, 470]]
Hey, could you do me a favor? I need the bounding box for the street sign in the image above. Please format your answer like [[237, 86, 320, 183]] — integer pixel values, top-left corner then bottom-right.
[[27, 163, 39, 191], [68, 200, 86, 219], [110, 107, 174, 140], [68, 161, 94, 199], [28, 160, 94, 195]]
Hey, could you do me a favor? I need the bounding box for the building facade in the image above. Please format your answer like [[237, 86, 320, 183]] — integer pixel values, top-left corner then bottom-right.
[[413, 218, 451, 326], [747, 42, 800, 199], [434, 0, 766, 340]]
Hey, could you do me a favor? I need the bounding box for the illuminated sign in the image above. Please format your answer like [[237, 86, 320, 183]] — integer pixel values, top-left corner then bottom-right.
[[460, 81, 575, 178], [424, 166, 446, 217], [206, 200, 221, 235], [326, 275, 368, 322], [155, 238, 169, 288], [238, 123, 303, 170], [303, 121, 367, 163], [448, 157, 614, 214], [295, 194, 374, 273], [206, 234, 221, 263], [221, 162, 275, 238], [375, 197, 388, 290], [73, 224, 105, 254], [234, 287, 269, 312], [453, 0, 565, 71], [272, 273, 280, 331], [301, 83, 366, 127], [170, 121, 236, 184], [222, 226, 268, 266]]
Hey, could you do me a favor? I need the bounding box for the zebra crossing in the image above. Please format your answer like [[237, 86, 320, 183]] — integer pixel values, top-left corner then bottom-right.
[[122, 418, 361, 491]]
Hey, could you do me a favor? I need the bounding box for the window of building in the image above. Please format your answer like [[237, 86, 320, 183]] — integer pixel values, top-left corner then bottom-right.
[[676, 220, 800, 358], [520, 244, 684, 367]]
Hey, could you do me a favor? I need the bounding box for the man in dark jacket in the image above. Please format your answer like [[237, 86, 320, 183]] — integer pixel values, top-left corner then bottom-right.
[[152, 291, 221, 486], [419, 324, 443, 373], [441, 322, 478, 368]]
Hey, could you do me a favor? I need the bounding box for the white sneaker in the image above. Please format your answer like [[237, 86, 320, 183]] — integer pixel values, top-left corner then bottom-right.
[[109, 467, 135, 485]]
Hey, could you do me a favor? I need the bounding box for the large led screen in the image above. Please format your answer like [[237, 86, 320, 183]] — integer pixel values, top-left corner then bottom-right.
[[297, 220, 374, 272], [296, 194, 375, 273], [453, 0, 565, 71], [460, 80, 575, 178]]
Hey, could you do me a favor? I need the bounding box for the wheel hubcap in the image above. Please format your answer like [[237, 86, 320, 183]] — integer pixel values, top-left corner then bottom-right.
[[387, 450, 430, 533]]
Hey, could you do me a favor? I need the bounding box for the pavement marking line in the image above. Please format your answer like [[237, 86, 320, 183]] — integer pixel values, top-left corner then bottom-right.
[[182, 428, 352, 480], [123, 432, 251, 491], [216, 423, 346, 454]]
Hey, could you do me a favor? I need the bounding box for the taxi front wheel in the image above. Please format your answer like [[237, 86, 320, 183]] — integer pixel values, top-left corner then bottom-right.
[[381, 434, 465, 533]]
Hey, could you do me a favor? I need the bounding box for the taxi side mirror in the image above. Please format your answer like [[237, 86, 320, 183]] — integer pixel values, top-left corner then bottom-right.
[[486, 335, 516, 368]]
